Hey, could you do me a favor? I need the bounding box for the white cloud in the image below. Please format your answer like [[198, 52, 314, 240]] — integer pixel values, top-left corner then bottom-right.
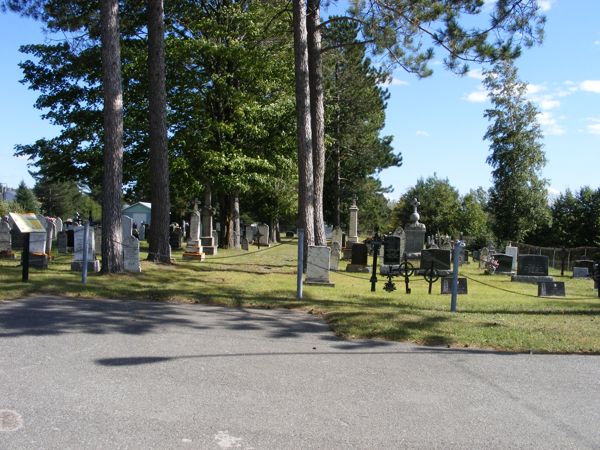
[[539, 99, 560, 110], [526, 83, 544, 95], [538, 0, 554, 11], [538, 112, 566, 136], [416, 130, 430, 137], [547, 186, 561, 196], [580, 80, 600, 93], [467, 69, 484, 80], [464, 88, 488, 103], [594, 40, 600, 46], [587, 118, 600, 135], [381, 77, 408, 87]]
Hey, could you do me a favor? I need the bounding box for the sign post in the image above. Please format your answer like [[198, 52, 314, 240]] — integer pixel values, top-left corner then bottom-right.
[[9, 213, 45, 283]]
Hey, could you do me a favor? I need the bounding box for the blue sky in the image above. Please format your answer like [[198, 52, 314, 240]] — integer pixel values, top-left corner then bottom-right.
[[1, 0, 599, 201]]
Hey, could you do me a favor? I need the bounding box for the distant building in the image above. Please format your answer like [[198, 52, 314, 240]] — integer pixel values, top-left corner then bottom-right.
[[0, 184, 16, 202], [122, 202, 151, 226]]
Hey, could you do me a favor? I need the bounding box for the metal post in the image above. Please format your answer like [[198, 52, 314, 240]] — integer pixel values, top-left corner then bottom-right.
[[451, 240, 463, 312], [82, 222, 89, 284], [296, 228, 304, 299], [370, 229, 381, 292], [22, 233, 30, 282]]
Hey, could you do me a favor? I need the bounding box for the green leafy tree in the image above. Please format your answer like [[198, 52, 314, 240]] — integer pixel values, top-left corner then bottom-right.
[[483, 60, 549, 243], [455, 188, 493, 248], [33, 178, 100, 219], [394, 175, 461, 236], [15, 180, 41, 213]]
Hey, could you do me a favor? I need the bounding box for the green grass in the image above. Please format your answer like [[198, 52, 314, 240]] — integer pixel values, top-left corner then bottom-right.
[[1, 239, 599, 353]]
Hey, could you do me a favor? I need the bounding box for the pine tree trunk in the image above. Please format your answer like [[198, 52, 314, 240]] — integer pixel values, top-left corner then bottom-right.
[[100, 0, 123, 273], [307, 0, 326, 246], [293, 0, 315, 248], [147, 0, 171, 263], [230, 193, 240, 249]]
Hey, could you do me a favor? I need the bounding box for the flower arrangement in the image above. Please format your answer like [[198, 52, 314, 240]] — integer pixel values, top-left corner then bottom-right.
[[484, 257, 499, 275]]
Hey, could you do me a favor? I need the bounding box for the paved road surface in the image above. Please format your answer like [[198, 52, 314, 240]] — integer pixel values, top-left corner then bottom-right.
[[1, 296, 599, 449]]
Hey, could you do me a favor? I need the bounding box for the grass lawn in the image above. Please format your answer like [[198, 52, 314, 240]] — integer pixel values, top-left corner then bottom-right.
[[1, 238, 599, 353]]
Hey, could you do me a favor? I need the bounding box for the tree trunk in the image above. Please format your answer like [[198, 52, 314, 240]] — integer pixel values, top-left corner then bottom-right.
[[334, 62, 342, 229], [307, 0, 326, 246], [293, 0, 315, 249], [230, 192, 240, 249], [100, 0, 123, 273], [147, 0, 171, 263]]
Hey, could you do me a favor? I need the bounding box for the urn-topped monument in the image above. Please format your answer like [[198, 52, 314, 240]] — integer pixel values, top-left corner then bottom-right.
[[404, 198, 426, 258]]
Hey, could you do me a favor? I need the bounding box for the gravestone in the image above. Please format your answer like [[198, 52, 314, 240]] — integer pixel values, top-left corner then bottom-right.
[[169, 223, 182, 250], [420, 249, 451, 274], [348, 197, 359, 244], [572, 267, 590, 278], [505, 245, 519, 271], [57, 231, 68, 254], [383, 234, 405, 266], [241, 237, 249, 251], [452, 246, 466, 266], [517, 255, 549, 276], [493, 254, 514, 274], [212, 230, 219, 248], [45, 218, 56, 259], [472, 250, 480, 261], [183, 205, 205, 261], [71, 226, 100, 272], [122, 216, 141, 273], [331, 226, 343, 248], [29, 232, 47, 255], [10, 226, 23, 250], [573, 260, 595, 274], [441, 277, 468, 295], [258, 223, 270, 247], [138, 223, 146, 241], [55, 217, 63, 233], [66, 229, 75, 249], [0, 220, 15, 259], [479, 247, 490, 269], [200, 191, 217, 255], [538, 282, 565, 297], [330, 241, 341, 271], [346, 243, 369, 273], [285, 231, 294, 238], [245, 225, 255, 243], [404, 198, 426, 257], [305, 246, 334, 286]]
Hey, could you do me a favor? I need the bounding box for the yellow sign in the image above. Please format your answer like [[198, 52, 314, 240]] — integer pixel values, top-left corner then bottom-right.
[[9, 212, 45, 233]]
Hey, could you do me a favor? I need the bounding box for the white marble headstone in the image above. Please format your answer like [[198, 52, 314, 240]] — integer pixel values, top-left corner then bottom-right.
[[505, 245, 518, 271], [29, 232, 47, 254], [306, 245, 332, 284], [258, 223, 270, 246], [330, 241, 341, 271], [0, 221, 11, 252], [73, 226, 95, 261]]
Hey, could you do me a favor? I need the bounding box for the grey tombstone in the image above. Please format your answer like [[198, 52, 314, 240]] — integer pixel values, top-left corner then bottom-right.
[[331, 226, 343, 249], [517, 255, 549, 276], [479, 247, 490, 269], [404, 198, 426, 257], [348, 197, 359, 244], [441, 277, 468, 295], [472, 250, 480, 261], [241, 237, 249, 251], [45, 218, 56, 258], [258, 223, 270, 247], [10, 226, 23, 250], [245, 225, 255, 243], [330, 241, 341, 271], [0, 220, 15, 259], [138, 223, 146, 241], [55, 217, 63, 233], [346, 243, 369, 273], [169, 224, 182, 250], [29, 232, 47, 255], [212, 230, 219, 248], [305, 245, 334, 286], [57, 231, 68, 254], [493, 254, 514, 274], [538, 282, 565, 297], [71, 226, 100, 272], [200, 193, 217, 255], [183, 208, 205, 261], [420, 249, 451, 274], [122, 215, 141, 273], [572, 267, 590, 278], [505, 245, 519, 271], [573, 260, 595, 274]]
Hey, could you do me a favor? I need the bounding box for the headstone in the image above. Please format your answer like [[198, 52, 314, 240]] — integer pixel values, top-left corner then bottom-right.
[[472, 250, 480, 261], [183, 206, 205, 261], [404, 198, 426, 257], [245, 225, 255, 243], [200, 191, 217, 255], [10, 226, 23, 250], [441, 277, 468, 295], [305, 245, 334, 286], [383, 233, 405, 266], [330, 241, 341, 271], [57, 231, 68, 254], [452, 245, 466, 266], [0, 220, 15, 259], [420, 249, 451, 273], [348, 197, 359, 244], [538, 282, 565, 297], [169, 224, 182, 250], [45, 218, 56, 258], [505, 245, 519, 271], [212, 230, 219, 248], [517, 255, 549, 276], [331, 226, 343, 248], [55, 217, 63, 233], [479, 247, 490, 269], [493, 254, 514, 274], [241, 237, 249, 251], [29, 232, 47, 255], [71, 226, 100, 272], [258, 223, 270, 247], [138, 222, 146, 241], [285, 231, 294, 238], [572, 267, 590, 278], [122, 215, 141, 273], [573, 260, 595, 275], [66, 229, 75, 249], [346, 243, 369, 273]]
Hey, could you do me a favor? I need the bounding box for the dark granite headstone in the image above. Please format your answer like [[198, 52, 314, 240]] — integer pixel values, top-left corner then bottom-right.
[[517, 255, 549, 276], [351, 243, 368, 266], [66, 229, 75, 248], [57, 231, 68, 254], [10, 227, 23, 250], [441, 277, 468, 295], [573, 260, 595, 274], [472, 250, 480, 261], [537, 281, 565, 297], [285, 231, 294, 238], [493, 253, 514, 273], [169, 228, 182, 250], [572, 267, 589, 278], [420, 249, 451, 271], [383, 235, 404, 265]]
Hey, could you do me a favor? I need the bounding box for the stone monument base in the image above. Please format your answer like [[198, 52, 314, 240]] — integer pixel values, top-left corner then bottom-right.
[[70, 260, 101, 272], [342, 247, 352, 260], [182, 252, 206, 261], [346, 264, 370, 273], [0, 250, 16, 260], [29, 253, 49, 269], [511, 275, 554, 284], [203, 246, 218, 256], [304, 280, 335, 287]]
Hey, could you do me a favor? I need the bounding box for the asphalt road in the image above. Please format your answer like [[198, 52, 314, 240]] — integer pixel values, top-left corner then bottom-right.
[[1, 296, 599, 449]]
